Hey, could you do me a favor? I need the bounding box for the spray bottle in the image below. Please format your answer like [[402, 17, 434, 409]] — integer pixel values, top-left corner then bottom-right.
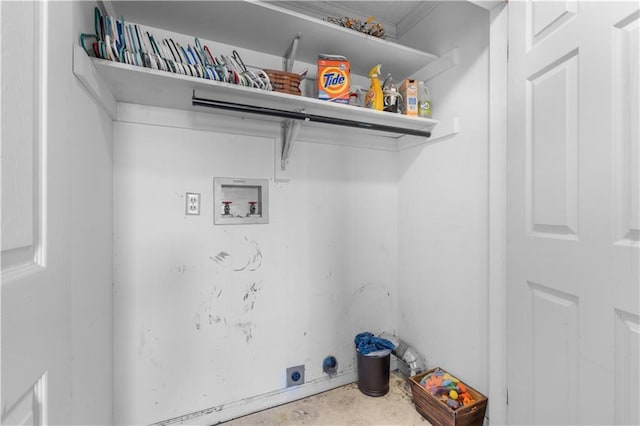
[[366, 64, 384, 111]]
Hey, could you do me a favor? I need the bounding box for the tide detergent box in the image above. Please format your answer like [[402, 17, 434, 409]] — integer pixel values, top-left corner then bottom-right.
[[318, 54, 350, 104], [400, 79, 418, 116]]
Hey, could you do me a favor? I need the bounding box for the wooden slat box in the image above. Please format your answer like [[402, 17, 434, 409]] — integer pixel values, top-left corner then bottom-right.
[[409, 368, 487, 426]]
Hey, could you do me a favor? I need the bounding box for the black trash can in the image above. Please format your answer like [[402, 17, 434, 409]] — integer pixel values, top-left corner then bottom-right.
[[356, 350, 390, 397]]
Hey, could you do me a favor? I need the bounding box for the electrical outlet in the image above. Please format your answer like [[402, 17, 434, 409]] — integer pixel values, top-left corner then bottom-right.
[[186, 192, 200, 215], [286, 365, 305, 387]]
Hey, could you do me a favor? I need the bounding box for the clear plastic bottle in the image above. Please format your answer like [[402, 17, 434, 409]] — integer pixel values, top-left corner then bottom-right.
[[418, 81, 432, 118]]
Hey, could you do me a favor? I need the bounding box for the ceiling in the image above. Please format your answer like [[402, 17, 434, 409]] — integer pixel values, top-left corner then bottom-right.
[[273, 1, 442, 41], [106, 1, 500, 43]]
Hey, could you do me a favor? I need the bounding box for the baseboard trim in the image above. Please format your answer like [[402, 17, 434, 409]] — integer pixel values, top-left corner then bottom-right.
[[153, 369, 356, 426], [154, 358, 398, 426]]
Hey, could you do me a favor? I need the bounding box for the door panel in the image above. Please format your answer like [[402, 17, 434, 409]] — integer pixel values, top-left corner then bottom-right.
[[508, 1, 640, 425], [527, 281, 579, 425], [529, 1, 578, 48], [613, 11, 640, 246], [1, 0, 41, 273], [1, 374, 47, 426], [526, 50, 579, 238], [614, 310, 640, 425], [2, 2, 72, 424]]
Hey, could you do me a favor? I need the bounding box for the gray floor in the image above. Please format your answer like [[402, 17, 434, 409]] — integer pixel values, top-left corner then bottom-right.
[[221, 371, 431, 425]]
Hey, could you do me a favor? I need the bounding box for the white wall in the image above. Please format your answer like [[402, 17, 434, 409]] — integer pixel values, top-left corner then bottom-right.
[[113, 113, 398, 424], [70, 2, 115, 424], [397, 2, 490, 395], [108, 3, 491, 424]]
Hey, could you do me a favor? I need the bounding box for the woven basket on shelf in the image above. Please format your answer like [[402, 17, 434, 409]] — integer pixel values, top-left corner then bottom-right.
[[263, 69, 302, 96]]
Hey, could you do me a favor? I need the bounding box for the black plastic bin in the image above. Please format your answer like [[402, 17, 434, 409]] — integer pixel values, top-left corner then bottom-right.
[[356, 350, 390, 397]]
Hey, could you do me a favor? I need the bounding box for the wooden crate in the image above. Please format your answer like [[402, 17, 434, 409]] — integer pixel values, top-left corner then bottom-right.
[[409, 368, 487, 426]]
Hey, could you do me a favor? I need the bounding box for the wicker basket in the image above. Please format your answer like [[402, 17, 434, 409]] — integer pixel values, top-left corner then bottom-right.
[[409, 368, 487, 426], [263, 69, 302, 96]]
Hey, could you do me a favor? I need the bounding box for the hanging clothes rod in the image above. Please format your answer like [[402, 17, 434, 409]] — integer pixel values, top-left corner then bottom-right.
[[191, 94, 432, 138]]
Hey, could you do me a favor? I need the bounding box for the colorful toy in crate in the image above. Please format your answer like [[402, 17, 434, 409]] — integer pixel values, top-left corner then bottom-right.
[[419, 369, 476, 410]]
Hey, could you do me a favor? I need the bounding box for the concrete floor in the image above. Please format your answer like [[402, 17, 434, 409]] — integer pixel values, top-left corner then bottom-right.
[[221, 371, 431, 425]]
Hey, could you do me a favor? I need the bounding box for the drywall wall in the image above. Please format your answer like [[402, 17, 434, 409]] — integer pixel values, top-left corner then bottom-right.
[[70, 2, 114, 424], [397, 1, 490, 396], [108, 3, 491, 423], [113, 113, 398, 424]]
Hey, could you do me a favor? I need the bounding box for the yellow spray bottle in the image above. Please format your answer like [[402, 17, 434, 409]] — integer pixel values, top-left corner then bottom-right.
[[366, 64, 384, 111]]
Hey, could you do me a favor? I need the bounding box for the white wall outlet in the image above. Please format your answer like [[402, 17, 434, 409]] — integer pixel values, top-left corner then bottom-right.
[[186, 192, 200, 215]]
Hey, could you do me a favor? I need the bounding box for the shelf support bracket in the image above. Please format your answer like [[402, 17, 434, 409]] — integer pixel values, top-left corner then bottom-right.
[[72, 45, 117, 119], [281, 119, 302, 170], [422, 48, 460, 82], [283, 33, 303, 72], [396, 116, 459, 151]]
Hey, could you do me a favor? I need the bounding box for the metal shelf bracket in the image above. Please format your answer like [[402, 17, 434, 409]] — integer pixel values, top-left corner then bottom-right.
[[423, 48, 460, 82], [281, 119, 303, 170], [283, 33, 303, 72]]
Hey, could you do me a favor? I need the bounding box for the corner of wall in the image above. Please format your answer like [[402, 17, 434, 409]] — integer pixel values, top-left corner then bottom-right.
[[69, 2, 114, 424], [395, 0, 491, 397]]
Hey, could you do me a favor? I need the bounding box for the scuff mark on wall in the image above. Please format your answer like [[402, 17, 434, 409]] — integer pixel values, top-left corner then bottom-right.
[[242, 282, 261, 300], [149, 357, 164, 370], [342, 282, 394, 324], [196, 287, 229, 329], [210, 237, 263, 272], [177, 265, 188, 273], [240, 239, 262, 272], [353, 282, 390, 297], [194, 313, 201, 331], [235, 321, 254, 343], [208, 314, 222, 325], [211, 251, 231, 264], [171, 264, 195, 274], [242, 282, 262, 312], [153, 404, 223, 426], [243, 301, 255, 313]]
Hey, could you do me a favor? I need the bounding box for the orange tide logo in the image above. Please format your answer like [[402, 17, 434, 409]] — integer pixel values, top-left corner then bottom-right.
[[320, 66, 349, 96]]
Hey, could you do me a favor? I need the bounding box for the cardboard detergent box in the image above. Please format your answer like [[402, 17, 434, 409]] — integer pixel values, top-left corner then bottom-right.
[[400, 79, 418, 116], [317, 54, 350, 104]]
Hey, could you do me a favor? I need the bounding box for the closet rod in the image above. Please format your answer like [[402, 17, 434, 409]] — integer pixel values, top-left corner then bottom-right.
[[192, 95, 432, 138]]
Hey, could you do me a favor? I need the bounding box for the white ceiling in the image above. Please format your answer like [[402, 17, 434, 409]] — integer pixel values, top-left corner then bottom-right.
[[329, 2, 430, 23], [106, 1, 499, 43], [274, 1, 442, 41]]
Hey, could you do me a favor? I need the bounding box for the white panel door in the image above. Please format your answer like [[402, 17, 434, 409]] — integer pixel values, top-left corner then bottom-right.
[[1, 2, 72, 424], [508, 1, 640, 424]]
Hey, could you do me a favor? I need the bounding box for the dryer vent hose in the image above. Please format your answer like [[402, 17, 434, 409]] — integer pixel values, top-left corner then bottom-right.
[[379, 332, 427, 377]]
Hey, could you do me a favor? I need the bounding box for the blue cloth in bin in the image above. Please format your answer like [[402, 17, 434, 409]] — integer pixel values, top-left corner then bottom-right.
[[354, 332, 395, 355]]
